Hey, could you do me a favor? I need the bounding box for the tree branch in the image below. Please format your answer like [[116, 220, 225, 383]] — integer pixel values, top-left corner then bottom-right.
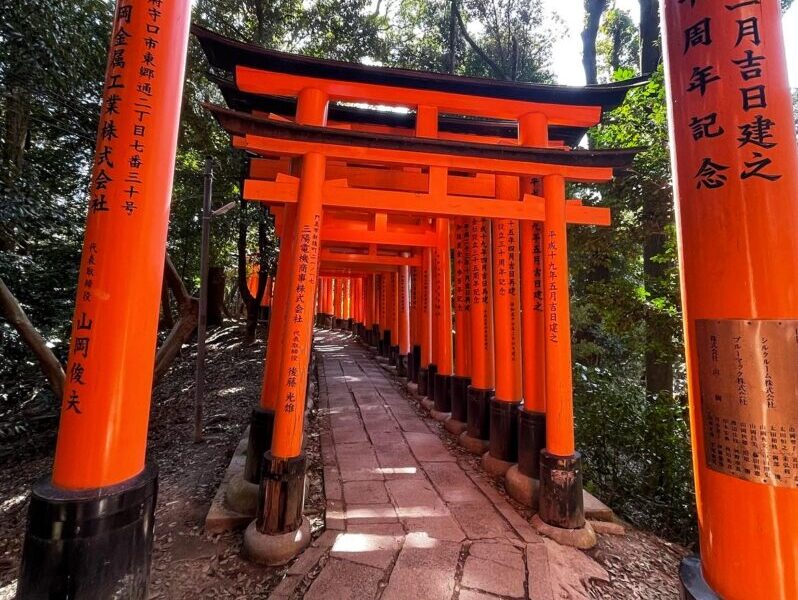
[[455, 4, 508, 80], [0, 278, 65, 399]]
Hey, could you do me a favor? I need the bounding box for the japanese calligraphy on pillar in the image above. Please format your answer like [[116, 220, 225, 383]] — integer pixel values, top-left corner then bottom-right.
[[282, 215, 320, 415], [547, 229, 559, 343], [470, 218, 491, 352], [532, 223, 544, 313], [63, 0, 166, 417], [671, 0, 787, 192], [696, 319, 798, 488], [454, 220, 471, 313]]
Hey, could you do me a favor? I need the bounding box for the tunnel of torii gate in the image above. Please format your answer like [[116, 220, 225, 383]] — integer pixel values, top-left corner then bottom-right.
[[16, 1, 798, 599], [193, 22, 642, 560]]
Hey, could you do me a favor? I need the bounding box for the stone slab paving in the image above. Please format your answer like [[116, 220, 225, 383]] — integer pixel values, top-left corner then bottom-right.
[[272, 330, 610, 599]]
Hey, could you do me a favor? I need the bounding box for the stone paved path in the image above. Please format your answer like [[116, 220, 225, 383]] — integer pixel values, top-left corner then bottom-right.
[[271, 330, 610, 600]]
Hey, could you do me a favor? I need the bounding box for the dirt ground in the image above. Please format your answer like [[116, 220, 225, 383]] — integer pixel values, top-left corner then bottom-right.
[[0, 321, 325, 599], [0, 321, 686, 599]]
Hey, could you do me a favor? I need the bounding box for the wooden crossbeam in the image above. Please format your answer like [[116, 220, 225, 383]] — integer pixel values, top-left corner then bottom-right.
[[320, 249, 421, 267], [237, 133, 615, 182], [245, 178, 610, 226], [236, 66, 604, 125], [250, 159, 497, 198]]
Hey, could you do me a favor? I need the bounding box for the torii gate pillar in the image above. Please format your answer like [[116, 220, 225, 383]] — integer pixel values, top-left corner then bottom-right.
[[17, 0, 191, 596], [243, 87, 328, 565], [662, 1, 798, 598]]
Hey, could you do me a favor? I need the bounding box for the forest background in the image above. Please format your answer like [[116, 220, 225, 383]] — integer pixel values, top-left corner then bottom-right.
[[1, 0, 797, 546]]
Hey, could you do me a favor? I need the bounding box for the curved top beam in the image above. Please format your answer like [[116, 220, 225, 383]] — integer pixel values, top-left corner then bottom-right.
[[192, 24, 647, 117]]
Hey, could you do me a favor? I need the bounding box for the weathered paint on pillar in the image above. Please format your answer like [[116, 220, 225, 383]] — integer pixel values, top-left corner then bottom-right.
[[541, 174, 573, 456], [52, 0, 191, 489], [662, 1, 798, 597], [492, 178, 523, 403], [468, 217, 495, 390]]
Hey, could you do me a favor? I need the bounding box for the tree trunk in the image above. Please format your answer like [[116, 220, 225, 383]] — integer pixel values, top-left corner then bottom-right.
[[446, 0, 458, 74], [0, 278, 65, 399], [160, 282, 174, 330], [581, 0, 608, 85], [638, 0, 660, 74], [207, 265, 226, 327], [237, 198, 269, 344], [153, 254, 199, 381], [638, 0, 673, 398]]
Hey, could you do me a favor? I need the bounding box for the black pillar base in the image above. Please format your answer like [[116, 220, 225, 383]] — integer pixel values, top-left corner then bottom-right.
[[424, 364, 437, 398], [411, 344, 422, 384], [406, 352, 416, 382], [257, 452, 307, 535], [371, 325, 380, 347], [466, 386, 493, 441], [538, 450, 584, 529], [418, 367, 429, 396], [390, 345, 400, 366], [489, 398, 520, 463], [334, 317, 344, 330], [397, 353, 409, 378], [433, 373, 452, 412], [18, 463, 158, 599], [517, 408, 546, 479], [325, 315, 335, 329], [244, 407, 276, 483], [382, 330, 392, 358], [450, 376, 471, 423], [679, 556, 721, 600], [347, 318, 354, 331]]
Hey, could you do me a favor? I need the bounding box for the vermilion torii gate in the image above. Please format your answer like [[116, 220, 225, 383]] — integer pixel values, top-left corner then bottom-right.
[[194, 23, 641, 562]]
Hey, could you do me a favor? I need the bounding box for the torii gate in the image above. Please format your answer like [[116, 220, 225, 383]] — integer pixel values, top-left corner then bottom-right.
[[194, 24, 641, 563]]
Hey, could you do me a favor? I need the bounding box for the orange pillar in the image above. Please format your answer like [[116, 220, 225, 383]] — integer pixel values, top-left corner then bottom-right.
[[344, 277, 352, 327], [538, 173, 585, 531], [379, 272, 389, 355], [662, 1, 798, 597], [486, 176, 523, 469], [449, 217, 472, 429], [398, 263, 411, 376], [388, 271, 399, 359], [409, 264, 420, 381], [369, 274, 379, 345], [516, 114, 548, 487], [418, 248, 435, 396], [336, 277, 345, 327], [462, 217, 495, 450], [246, 88, 327, 553], [432, 216, 454, 414], [18, 0, 191, 594]]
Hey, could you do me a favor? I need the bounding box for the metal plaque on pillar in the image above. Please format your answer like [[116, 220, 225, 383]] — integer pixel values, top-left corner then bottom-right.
[[695, 319, 798, 489]]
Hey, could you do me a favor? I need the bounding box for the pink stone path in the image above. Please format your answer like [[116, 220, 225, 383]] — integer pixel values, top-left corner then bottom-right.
[[271, 330, 610, 600]]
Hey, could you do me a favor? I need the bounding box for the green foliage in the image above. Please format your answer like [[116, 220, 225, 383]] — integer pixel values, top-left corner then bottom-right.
[[568, 66, 694, 542], [1, 0, 115, 433]]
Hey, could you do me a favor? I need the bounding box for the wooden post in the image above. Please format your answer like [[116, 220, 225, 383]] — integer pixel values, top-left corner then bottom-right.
[[484, 176, 523, 473], [449, 218, 472, 432], [244, 87, 328, 562], [462, 217, 494, 453], [661, 1, 798, 597], [538, 173, 585, 532], [18, 0, 191, 595]]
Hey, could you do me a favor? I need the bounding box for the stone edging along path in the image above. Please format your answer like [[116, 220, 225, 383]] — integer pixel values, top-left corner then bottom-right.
[[272, 329, 614, 600]]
